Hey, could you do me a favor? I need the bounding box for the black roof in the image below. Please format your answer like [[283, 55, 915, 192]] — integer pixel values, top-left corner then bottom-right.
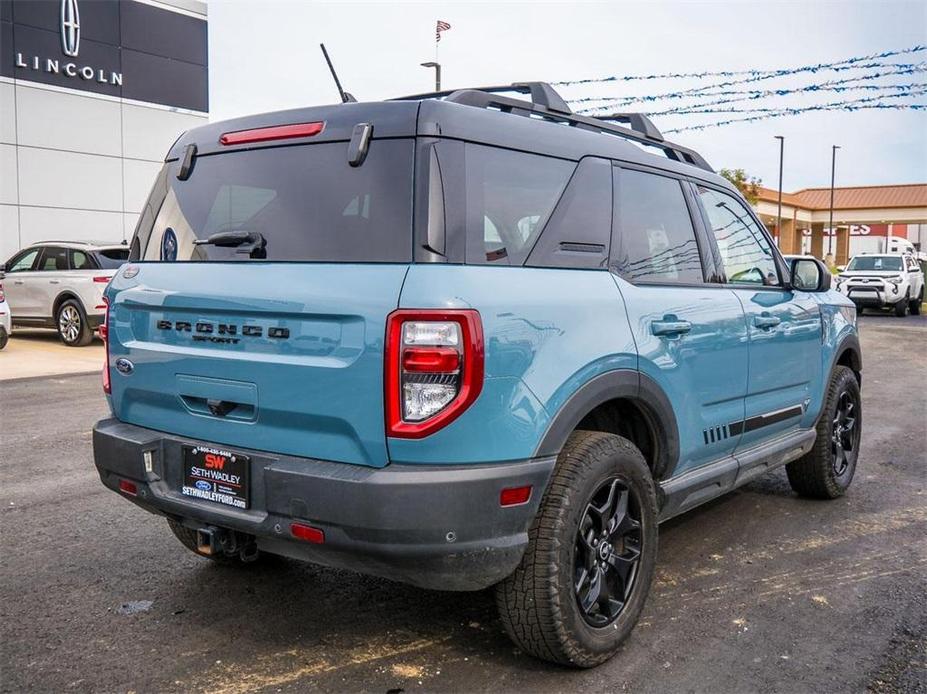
[[167, 82, 733, 192]]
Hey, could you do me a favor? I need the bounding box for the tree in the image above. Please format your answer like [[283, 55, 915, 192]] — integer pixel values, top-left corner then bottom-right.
[[719, 168, 763, 205]]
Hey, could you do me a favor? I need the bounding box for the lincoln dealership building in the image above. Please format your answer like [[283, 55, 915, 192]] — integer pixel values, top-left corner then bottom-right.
[[1, 0, 208, 261]]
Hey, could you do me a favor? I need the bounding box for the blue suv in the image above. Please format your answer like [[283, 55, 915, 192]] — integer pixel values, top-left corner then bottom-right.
[[93, 83, 862, 667]]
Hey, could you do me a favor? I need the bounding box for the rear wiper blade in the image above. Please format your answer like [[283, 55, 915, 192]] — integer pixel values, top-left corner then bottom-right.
[[193, 230, 267, 258]]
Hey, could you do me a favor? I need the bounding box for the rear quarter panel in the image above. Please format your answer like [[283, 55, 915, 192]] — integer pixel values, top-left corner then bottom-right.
[[391, 265, 637, 464]]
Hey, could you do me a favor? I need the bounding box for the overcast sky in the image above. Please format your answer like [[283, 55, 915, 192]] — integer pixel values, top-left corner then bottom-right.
[[208, 1, 927, 191]]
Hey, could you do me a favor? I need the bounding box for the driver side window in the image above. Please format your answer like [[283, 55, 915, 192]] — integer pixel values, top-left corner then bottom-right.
[[6, 248, 40, 273], [697, 186, 780, 287]]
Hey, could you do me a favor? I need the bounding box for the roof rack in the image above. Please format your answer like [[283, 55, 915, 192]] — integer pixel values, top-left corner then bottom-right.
[[393, 81, 712, 172]]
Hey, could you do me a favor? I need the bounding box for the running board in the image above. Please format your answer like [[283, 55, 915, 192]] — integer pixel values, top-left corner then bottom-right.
[[658, 428, 817, 522]]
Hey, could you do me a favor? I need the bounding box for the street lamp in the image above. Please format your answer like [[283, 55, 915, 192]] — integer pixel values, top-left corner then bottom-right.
[[828, 145, 840, 259], [421, 61, 441, 91], [774, 135, 784, 247]]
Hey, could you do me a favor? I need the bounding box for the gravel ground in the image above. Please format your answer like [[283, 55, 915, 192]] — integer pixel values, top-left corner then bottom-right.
[[1, 314, 924, 693]]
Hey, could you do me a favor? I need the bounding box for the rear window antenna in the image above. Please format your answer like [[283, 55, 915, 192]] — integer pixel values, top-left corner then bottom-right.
[[320, 43, 357, 103]]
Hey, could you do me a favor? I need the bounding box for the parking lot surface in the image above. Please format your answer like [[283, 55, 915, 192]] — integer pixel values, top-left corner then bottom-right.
[[0, 330, 104, 381], [1, 315, 925, 693]]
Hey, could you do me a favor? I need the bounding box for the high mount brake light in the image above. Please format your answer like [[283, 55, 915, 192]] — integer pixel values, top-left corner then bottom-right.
[[385, 310, 484, 438], [101, 297, 111, 394], [219, 121, 325, 146]]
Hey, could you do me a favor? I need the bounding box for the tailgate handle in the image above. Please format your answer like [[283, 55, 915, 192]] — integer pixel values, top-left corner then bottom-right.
[[206, 399, 236, 417], [179, 394, 256, 421]]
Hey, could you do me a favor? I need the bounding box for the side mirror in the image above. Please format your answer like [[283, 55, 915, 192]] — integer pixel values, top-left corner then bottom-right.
[[791, 258, 831, 292]]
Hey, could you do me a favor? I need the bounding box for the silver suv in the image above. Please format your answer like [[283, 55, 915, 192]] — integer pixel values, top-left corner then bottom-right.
[[0, 241, 129, 346]]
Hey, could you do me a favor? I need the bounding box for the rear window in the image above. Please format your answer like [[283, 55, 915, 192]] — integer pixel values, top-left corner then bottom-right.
[[93, 248, 129, 268], [133, 140, 414, 262]]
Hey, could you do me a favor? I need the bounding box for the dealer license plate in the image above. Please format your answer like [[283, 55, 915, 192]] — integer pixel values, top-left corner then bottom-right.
[[181, 445, 249, 509]]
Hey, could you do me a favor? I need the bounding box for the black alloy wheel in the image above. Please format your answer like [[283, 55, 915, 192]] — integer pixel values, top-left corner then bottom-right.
[[831, 389, 860, 477], [574, 478, 643, 627]]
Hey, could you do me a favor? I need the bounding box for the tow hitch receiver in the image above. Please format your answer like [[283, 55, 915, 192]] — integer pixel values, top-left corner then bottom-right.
[[196, 526, 259, 561]]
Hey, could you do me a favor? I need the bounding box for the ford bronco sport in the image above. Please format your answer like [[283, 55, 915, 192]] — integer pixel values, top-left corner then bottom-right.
[[93, 83, 863, 667]]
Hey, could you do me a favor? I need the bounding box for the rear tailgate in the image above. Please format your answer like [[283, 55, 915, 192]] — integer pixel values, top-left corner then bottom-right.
[[108, 109, 418, 468], [107, 263, 407, 467]]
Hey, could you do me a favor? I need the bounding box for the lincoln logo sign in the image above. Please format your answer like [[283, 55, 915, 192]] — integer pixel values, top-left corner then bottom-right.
[[14, 0, 124, 87], [60, 0, 80, 58]]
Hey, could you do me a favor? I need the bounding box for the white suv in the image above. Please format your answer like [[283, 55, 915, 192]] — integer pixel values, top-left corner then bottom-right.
[[0, 241, 129, 346], [836, 253, 925, 317], [0, 285, 10, 350]]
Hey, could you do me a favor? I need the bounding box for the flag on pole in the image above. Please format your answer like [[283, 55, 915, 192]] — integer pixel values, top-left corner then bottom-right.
[[436, 20, 451, 42]]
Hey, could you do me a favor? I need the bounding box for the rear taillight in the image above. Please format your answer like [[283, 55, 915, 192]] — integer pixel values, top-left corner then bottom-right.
[[93, 276, 111, 284], [385, 310, 484, 438], [101, 297, 111, 394], [0, 286, 5, 302]]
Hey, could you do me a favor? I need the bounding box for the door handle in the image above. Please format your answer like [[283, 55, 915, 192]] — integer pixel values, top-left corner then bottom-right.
[[49, 280, 60, 285], [754, 314, 781, 330], [652, 318, 692, 337], [13, 280, 24, 285]]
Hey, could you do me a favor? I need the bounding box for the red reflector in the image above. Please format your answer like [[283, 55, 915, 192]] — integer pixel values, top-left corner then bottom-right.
[[291, 523, 325, 544], [119, 479, 137, 496], [500, 485, 532, 507], [402, 346, 460, 373], [93, 276, 111, 283], [220, 121, 325, 146]]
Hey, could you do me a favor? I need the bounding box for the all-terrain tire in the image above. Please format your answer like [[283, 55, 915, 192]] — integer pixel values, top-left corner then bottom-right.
[[167, 519, 263, 566], [910, 287, 923, 315], [786, 365, 861, 499], [495, 431, 658, 668], [894, 293, 909, 317], [56, 298, 93, 346]]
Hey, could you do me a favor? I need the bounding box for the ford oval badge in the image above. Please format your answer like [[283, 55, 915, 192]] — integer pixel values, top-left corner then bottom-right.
[[161, 228, 178, 261], [195, 480, 212, 492], [114, 358, 134, 375]]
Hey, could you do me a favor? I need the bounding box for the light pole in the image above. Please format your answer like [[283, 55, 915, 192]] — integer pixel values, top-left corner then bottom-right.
[[828, 145, 840, 259], [421, 61, 441, 91], [774, 135, 784, 247]]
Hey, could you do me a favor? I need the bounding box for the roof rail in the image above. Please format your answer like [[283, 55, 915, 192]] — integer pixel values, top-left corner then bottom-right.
[[395, 82, 571, 114], [392, 81, 712, 172]]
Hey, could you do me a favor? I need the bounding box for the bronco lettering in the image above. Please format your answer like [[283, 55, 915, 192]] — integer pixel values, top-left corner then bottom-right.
[[155, 319, 289, 340]]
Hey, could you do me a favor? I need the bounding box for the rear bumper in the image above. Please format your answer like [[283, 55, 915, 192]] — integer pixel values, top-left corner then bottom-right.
[[92, 418, 554, 591]]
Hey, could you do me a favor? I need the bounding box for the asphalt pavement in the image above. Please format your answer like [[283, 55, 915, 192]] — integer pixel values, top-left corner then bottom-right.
[[1, 314, 925, 693]]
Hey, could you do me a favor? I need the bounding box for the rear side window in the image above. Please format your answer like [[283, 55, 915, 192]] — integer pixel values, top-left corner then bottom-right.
[[136, 140, 414, 262], [611, 169, 704, 284], [69, 249, 93, 270], [37, 247, 69, 271], [464, 145, 574, 265]]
